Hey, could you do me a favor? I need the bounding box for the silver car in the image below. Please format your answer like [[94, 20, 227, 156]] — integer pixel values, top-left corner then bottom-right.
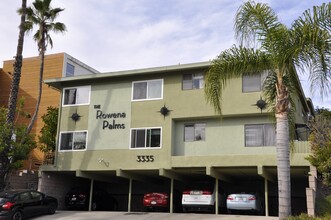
[[226, 193, 263, 214]]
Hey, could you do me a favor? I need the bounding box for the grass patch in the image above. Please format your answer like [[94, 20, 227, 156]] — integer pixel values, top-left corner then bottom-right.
[[286, 194, 331, 220], [287, 213, 331, 220]]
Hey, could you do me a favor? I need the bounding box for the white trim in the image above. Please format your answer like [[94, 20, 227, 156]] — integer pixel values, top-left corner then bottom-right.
[[129, 127, 162, 149], [131, 79, 163, 101], [58, 130, 88, 152], [62, 85, 91, 106]]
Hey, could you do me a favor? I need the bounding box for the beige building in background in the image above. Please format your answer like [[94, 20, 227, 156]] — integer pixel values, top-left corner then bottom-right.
[[0, 53, 98, 171]]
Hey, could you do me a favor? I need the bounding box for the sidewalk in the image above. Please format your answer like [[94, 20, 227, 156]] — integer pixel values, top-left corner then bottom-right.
[[34, 211, 279, 220]]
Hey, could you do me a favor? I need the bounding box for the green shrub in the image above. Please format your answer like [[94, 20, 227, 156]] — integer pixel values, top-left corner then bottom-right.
[[316, 195, 331, 216], [287, 213, 319, 220], [287, 213, 331, 220]]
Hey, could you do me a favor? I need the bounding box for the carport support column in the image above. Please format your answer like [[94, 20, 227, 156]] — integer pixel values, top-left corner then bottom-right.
[[215, 178, 219, 215], [264, 178, 269, 216], [128, 178, 132, 212], [89, 179, 94, 211], [170, 178, 174, 213]]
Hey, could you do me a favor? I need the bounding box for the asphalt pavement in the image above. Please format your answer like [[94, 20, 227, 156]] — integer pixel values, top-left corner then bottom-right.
[[33, 211, 279, 220]]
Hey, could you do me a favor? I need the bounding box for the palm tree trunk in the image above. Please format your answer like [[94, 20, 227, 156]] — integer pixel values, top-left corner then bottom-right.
[[276, 112, 291, 219], [26, 50, 44, 134], [0, 0, 27, 189], [6, 0, 26, 127]]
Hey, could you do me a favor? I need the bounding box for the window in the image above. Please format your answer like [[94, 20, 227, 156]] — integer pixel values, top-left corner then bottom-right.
[[59, 131, 87, 151], [31, 191, 42, 200], [132, 79, 163, 101], [245, 124, 275, 146], [131, 128, 161, 148], [182, 73, 204, 90], [63, 86, 90, 106], [66, 63, 75, 77], [19, 192, 31, 201], [242, 72, 268, 92], [184, 123, 205, 141]]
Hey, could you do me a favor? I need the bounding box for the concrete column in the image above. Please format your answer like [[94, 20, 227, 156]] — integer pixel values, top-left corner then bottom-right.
[[215, 178, 219, 214], [264, 178, 269, 216], [306, 188, 316, 216], [88, 179, 94, 211], [170, 178, 174, 213], [128, 178, 132, 212], [306, 166, 317, 216]]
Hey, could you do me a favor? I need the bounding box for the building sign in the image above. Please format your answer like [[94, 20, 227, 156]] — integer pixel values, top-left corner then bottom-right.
[[96, 110, 126, 130]]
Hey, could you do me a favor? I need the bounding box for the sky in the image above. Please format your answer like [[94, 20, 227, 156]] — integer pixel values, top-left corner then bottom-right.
[[0, 0, 330, 109]]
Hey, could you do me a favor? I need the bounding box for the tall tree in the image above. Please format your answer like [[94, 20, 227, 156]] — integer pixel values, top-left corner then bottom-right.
[[204, 1, 331, 219], [38, 106, 58, 153], [307, 108, 331, 186], [22, 0, 66, 134], [0, 0, 27, 189]]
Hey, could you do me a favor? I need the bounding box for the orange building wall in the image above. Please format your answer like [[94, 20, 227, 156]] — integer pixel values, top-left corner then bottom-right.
[[0, 53, 64, 170]]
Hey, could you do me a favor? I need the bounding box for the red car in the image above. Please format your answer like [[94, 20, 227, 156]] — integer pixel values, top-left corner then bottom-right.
[[143, 192, 169, 211]]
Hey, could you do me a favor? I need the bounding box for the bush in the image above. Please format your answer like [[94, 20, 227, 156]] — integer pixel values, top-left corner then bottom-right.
[[287, 213, 331, 220], [287, 214, 318, 220], [316, 195, 331, 216]]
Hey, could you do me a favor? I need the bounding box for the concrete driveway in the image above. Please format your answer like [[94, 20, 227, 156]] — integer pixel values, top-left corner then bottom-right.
[[33, 211, 279, 220]]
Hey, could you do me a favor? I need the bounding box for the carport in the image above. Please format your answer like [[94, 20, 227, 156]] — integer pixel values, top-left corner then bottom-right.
[[39, 165, 310, 216]]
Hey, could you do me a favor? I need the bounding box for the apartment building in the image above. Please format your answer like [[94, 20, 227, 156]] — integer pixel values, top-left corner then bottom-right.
[[40, 61, 315, 216]]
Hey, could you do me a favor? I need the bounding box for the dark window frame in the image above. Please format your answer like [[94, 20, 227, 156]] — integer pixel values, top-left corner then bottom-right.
[[66, 63, 75, 77]]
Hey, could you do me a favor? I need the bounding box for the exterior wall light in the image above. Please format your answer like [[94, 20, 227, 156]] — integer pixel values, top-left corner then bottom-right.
[[98, 158, 109, 167]]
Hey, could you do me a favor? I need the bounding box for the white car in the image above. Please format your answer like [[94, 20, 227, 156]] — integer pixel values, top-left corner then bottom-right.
[[226, 193, 263, 214], [181, 184, 226, 213]]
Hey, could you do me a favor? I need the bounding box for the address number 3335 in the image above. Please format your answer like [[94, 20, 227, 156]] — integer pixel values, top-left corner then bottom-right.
[[136, 155, 154, 162]]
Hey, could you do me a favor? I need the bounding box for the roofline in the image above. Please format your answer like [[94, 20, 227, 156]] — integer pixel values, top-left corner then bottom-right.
[[64, 53, 100, 74], [44, 61, 211, 89]]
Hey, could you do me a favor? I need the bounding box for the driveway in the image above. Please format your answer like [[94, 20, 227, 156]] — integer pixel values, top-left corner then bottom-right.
[[33, 211, 279, 220]]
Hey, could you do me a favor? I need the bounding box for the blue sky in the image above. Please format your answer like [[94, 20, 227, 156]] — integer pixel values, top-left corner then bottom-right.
[[0, 0, 330, 109]]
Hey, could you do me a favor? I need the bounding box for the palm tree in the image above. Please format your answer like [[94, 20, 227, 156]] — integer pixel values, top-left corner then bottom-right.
[[205, 1, 330, 219], [0, 0, 27, 189], [23, 0, 66, 134]]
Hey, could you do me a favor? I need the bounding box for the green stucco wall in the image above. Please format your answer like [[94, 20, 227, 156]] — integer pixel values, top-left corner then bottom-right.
[[53, 66, 311, 172]]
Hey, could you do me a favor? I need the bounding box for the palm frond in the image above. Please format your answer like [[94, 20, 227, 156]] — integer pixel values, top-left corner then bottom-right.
[[205, 45, 272, 114], [291, 2, 331, 99], [25, 0, 66, 52], [234, 0, 282, 47], [50, 22, 67, 33]]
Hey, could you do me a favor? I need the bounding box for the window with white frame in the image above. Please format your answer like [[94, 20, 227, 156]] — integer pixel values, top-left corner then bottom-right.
[[242, 72, 268, 92], [245, 124, 275, 146], [184, 123, 206, 141], [130, 128, 161, 148], [182, 73, 204, 90], [63, 86, 91, 106], [59, 131, 87, 151], [66, 63, 75, 77], [132, 79, 163, 101]]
